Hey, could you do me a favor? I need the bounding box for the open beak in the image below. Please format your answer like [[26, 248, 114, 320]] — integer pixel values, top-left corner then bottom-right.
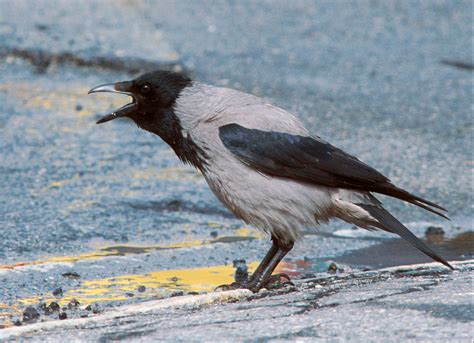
[[88, 81, 137, 124]]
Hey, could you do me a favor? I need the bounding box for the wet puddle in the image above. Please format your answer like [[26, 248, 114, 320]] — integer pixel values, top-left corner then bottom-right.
[[283, 232, 474, 276], [335, 231, 473, 270]]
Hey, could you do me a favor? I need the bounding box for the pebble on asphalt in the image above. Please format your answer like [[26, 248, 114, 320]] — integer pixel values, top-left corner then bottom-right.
[[233, 259, 249, 283], [22, 306, 40, 323], [327, 262, 338, 274], [425, 226, 445, 236], [67, 299, 80, 309], [44, 301, 60, 314], [52, 287, 63, 298], [61, 272, 81, 279]]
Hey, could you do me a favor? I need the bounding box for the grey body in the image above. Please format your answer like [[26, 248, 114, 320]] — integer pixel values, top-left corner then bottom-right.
[[174, 82, 378, 245]]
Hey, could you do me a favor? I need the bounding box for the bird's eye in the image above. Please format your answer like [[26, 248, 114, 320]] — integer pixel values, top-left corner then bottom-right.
[[140, 84, 151, 95]]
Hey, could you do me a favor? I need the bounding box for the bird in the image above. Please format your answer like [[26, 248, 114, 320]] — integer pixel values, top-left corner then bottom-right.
[[89, 70, 453, 292]]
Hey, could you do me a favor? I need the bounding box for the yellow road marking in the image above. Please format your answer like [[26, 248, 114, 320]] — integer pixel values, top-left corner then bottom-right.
[[0, 227, 267, 327], [2, 260, 286, 327]]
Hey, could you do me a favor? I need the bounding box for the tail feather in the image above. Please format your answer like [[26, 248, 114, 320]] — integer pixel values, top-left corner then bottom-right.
[[377, 184, 448, 219], [410, 200, 450, 220], [357, 203, 454, 270]]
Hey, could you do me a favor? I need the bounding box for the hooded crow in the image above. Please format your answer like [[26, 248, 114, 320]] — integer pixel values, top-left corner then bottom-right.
[[89, 70, 453, 292]]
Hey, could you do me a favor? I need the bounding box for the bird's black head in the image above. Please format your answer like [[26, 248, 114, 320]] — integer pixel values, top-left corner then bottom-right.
[[89, 70, 191, 129], [89, 70, 206, 170]]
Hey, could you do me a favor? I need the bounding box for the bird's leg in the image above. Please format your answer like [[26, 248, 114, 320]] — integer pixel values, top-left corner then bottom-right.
[[215, 236, 293, 292], [247, 240, 279, 283], [246, 237, 294, 292], [214, 237, 279, 291]]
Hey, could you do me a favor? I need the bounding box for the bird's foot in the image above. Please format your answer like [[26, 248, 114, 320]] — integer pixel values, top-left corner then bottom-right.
[[214, 281, 250, 292], [263, 273, 293, 290], [215, 273, 293, 293]]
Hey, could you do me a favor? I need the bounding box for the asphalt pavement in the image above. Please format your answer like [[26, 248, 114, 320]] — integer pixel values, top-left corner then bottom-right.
[[0, 0, 472, 341]]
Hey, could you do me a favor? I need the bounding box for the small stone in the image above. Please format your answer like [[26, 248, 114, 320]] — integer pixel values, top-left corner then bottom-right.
[[52, 287, 63, 297], [210, 230, 218, 238], [75, 104, 83, 111], [85, 303, 100, 314], [171, 291, 184, 297], [170, 276, 179, 282], [35, 23, 48, 31], [22, 306, 40, 323], [67, 299, 80, 309], [39, 302, 47, 312], [45, 301, 60, 314], [59, 312, 67, 320], [187, 291, 199, 295], [167, 199, 181, 210], [125, 292, 134, 297], [137, 285, 146, 293], [62, 272, 80, 279], [327, 262, 338, 274], [233, 259, 249, 283], [425, 226, 445, 236], [13, 319, 22, 326]]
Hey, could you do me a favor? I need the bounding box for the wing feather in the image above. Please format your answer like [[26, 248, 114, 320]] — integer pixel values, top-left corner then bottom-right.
[[219, 123, 447, 218]]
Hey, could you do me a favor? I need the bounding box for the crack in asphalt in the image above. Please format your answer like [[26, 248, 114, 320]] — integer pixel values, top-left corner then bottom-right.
[[256, 326, 323, 342], [0, 47, 186, 74], [98, 323, 158, 342], [440, 59, 474, 71]]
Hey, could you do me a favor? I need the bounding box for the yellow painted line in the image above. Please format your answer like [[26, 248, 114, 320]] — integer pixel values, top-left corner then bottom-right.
[[0, 226, 266, 327], [1, 258, 288, 328], [0, 261, 273, 328], [17, 262, 260, 307]]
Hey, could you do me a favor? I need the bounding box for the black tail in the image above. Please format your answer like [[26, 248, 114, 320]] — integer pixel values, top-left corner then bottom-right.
[[377, 184, 449, 220], [358, 204, 454, 270]]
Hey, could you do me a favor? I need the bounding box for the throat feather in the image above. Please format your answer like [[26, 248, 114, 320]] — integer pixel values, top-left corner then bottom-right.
[[136, 108, 207, 172]]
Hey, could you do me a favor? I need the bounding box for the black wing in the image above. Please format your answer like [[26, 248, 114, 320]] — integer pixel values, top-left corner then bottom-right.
[[219, 123, 447, 218]]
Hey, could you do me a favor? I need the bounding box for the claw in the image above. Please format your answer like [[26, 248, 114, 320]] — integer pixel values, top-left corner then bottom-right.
[[263, 273, 293, 290], [214, 282, 245, 292], [215, 273, 293, 293]]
